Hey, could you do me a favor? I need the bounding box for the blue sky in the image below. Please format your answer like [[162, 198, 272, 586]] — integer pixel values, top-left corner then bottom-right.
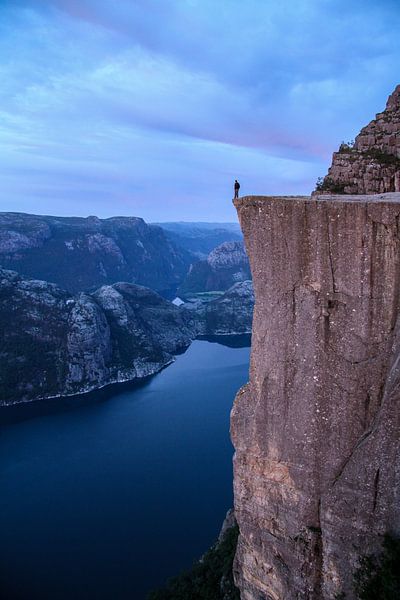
[[0, 0, 399, 221]]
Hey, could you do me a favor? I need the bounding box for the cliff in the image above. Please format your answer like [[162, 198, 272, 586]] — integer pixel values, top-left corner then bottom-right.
[[178, 241, 251, 296], [183, 281, 254, 336], [0, 212, 191, 295], [0, 269, 193, 405], [315, 85, 400, 195], [232, 193, 400, 599], [0, 267, 252, 405]]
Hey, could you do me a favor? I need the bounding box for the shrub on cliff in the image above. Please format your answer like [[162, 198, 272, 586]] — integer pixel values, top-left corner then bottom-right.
[[363, 148, 400, 167], [338, 140, 355, 153], [147, 524, 240, 600], [315, 176, 346, 194], [353, 534, 400, 600]]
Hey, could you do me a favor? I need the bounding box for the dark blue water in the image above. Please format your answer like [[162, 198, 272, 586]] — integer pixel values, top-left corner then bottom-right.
[[0, 339, 250, 600]]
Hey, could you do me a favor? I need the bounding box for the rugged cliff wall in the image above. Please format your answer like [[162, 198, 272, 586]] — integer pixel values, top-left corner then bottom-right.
[[315, 85, 400, 195], [232, 193, 400, 599], [178, 241, 251, 295], [182, 281, 254, 336], [0, 269, 194, 405]]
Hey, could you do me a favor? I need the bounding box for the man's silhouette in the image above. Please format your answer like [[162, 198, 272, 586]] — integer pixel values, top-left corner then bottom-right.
[[234, 179, 240, 199]]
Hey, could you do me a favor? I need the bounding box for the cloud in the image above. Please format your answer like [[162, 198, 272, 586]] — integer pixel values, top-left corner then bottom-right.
[[0, 0, 399, 220]]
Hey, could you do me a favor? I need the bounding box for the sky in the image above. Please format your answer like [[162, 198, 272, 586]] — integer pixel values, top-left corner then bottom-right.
[[0, 0, 399, 222]]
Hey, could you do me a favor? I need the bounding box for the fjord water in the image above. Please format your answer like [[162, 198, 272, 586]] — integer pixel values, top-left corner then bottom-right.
[[0, 339, 250, 600]]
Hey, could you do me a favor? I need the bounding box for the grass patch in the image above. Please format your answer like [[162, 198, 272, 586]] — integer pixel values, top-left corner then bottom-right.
[[185, 291, 226, 302]]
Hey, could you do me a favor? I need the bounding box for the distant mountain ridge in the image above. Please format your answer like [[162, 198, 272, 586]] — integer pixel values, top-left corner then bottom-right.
[[0, 215, 254, 405], [0, 212, 191, 295], [155, 221, 242, 258], [178, 241, 251, 295]]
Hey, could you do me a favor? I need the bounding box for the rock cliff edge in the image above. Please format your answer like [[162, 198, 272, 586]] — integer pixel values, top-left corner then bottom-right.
[[232, 193, 400, 599]]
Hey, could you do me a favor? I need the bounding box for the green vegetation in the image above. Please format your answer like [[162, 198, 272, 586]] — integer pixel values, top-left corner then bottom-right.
[[353, 534, 400, 600], [338, 140, 355, 153], [364, 148, 400, 167], [315, 177, 346, 194], [335, 535, 400, 599], [337, 142, 400, 166], [147, 525, 240, 600], [316, 144, 400, 196], [186, 291, 225, 302]]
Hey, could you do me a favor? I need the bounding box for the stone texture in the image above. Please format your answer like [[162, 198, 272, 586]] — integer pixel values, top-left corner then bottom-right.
[[0, 269, 194, 405], [232, 194, 400, 599], [315, 85, 400, 195], [219, 508, 237, 543]]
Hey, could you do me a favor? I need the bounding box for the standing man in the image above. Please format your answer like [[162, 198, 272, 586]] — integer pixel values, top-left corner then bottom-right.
[[234, 179, 240, 199]]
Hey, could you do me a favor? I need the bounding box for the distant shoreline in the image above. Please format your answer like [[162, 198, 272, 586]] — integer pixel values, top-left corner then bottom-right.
[[0, 335, 251, 424]]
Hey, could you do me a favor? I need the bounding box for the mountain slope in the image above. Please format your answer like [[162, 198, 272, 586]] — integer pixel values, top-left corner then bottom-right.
[[155, 222, 242, 258], [0, 269, 194, 405], [178, 241, 251, 295], [182, 281, 254, 336], [0, 213, 191, 295]]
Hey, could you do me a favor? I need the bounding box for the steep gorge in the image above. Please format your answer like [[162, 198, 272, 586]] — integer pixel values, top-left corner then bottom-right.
[[232, 193, 400, 599]]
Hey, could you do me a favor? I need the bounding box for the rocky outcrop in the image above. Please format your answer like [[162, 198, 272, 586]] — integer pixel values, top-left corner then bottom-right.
[[0, 269, 194, 405], [183, 281, 254, 336], [178, 241, 251, 295], [232, 194, 400, 599], [315, 85, 400, 195], [0, 213, 191, 295]]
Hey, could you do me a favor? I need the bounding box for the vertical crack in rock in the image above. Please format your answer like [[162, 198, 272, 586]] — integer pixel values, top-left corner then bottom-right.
[[363, 392, 371, 429], [373, 469, 380, 512], [291, 286, 297, 324], [326, 213, 338, 294], [232, 194, 400, 600]]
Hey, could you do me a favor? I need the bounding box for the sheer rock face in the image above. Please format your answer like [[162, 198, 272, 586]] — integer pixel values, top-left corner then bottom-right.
[[232, 194, 400, 600], [315, 85, 400, 195], [178, 241, 251, 295]]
